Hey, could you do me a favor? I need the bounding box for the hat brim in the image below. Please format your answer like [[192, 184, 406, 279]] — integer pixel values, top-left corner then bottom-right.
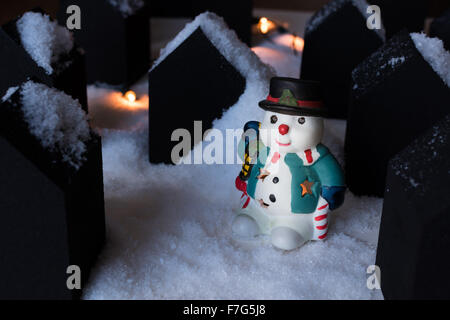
[[258, 100, 328, 117]]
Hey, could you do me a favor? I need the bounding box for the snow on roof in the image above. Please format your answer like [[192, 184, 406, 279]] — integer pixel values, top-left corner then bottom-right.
[[19, 81, 90, 169], [391, 115, 450, 194], [16, 12, 74, 75], [410, 32, 450, 88], [108, 0, 145, 17], [305, 0, 385, 40], [151, 12, 273, 83], [1, 86, 19, 103], [351, 31, 416, 99]]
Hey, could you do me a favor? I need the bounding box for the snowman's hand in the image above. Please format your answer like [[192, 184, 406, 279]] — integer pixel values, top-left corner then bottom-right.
[[236, 176, 251, 209], [235, 176, 248, 194], [321, 186, 346, 210]]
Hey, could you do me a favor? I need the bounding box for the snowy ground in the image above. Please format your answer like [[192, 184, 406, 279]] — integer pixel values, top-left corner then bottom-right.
[[83, 32, 384, 300]]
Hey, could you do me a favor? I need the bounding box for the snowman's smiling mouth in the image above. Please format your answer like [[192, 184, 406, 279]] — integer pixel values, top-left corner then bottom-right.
[[258, 199, 270, 208], [276, 140, 291, 147]]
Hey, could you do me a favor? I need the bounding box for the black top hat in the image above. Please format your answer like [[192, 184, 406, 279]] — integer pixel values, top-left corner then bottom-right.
[[259, 77, 326, 117]]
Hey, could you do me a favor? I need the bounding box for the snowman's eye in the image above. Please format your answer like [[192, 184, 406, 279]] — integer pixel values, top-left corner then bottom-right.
[[271, 115, 278, 124], [298, 117, 306, 125]]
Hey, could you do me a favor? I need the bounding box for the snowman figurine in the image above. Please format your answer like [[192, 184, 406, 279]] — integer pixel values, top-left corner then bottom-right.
[[234, 77, 346, 251]]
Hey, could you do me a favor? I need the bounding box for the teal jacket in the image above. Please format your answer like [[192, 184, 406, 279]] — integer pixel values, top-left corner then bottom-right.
[[247, 144, 345, 214]]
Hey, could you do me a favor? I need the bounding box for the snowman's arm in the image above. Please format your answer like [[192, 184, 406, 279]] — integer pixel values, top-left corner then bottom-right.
[[314, 145, 346, 210], [321, 186, 346, 210]]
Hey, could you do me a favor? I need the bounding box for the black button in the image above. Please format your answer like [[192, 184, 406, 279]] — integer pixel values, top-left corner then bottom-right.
[[269, 194, 276, 203], [273, 177, 279, 184]]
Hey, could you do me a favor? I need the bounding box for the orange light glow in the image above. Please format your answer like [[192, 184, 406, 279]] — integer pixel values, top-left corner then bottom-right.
[[88, 89, 148, 131], [100, 90, 148, 111], [293, 36, 304, 52], [259, 17, 275, 34], [125, 90, 136, 103], [272, 34, 305, 53]]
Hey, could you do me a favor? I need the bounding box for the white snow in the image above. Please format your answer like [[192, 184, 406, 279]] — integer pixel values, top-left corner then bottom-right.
[[108, 0, 145, 17], [252, 46, 301, 78], [251, 32, 303, 78], [351, 32, 417, 99], [392, 119, 449, 193], [387, 56, 405, 67], [1, 86, 19, 102], [16, 12, 74, 75], [19, 81, 90, 169], [409, 178, 419, 188], [380, 56, 406, 70], [410, 32, 450, 87], [82, 14, 384, 299]]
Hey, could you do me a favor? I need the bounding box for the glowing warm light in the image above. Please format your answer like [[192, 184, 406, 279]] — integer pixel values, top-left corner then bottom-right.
[[259, 17, 275, 34], [88, 89, 149, 131], [293, 36, 304, 52], [125, 90, 136, 103], [272, 34, 305, 53], [102, 90, 148, 111]]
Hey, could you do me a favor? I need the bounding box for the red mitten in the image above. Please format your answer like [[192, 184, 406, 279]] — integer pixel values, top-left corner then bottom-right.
[[235, 176, 247, 193]]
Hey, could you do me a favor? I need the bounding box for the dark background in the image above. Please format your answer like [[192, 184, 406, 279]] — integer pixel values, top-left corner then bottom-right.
[[1, 0, 448, 26]]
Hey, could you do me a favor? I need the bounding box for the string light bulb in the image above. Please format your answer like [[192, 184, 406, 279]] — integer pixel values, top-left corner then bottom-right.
[[124, 90, 136, 103], [259, 17, 275, 34]]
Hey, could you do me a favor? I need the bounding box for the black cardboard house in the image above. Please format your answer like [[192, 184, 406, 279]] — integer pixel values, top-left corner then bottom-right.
[[300, 0, 385, 119], [0, 85, 105, 300], [57, 0, 150, 90], [370, 0, 427, 38], [430, 7, 450, 51], [345, 30, 450, 197], [148, 23, 246, 164], [0, 9, 88, 112], [376, 114, 450, 299]]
